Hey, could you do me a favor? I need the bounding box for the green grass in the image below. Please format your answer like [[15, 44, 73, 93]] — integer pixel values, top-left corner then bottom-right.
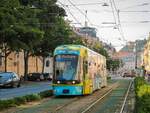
[[0, 90, 53, 111]]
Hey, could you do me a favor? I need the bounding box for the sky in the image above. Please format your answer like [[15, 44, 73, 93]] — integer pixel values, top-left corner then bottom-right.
[[57, 0, 150, 50]]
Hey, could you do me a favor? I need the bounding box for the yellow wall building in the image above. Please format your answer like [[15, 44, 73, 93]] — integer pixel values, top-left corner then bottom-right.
[[0, 51, 43, 77], [143, 37, 150, 74]]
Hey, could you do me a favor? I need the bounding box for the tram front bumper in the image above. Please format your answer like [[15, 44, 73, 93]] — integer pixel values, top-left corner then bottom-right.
[[53, 85, 83, 96]]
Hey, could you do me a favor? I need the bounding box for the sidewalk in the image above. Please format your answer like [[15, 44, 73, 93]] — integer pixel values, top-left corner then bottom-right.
[[21, 81, 51, 87]]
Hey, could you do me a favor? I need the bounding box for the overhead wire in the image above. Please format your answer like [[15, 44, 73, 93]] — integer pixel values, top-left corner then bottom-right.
[[120, 10, 150, 13], [112, 0, 118, 12], [67, 0, 93, 26], [62, 2, 107, 6], [120, 2, 150, 10], [111, 0, 127, 42], [118, 20, 150, 24], [109, 0, 117, 25], [57, 0, 83, 27], [66, 6, 83, 26], [102, 9, 150, 13], [58, 0, 127, 44], [109, 0, 125, 42]]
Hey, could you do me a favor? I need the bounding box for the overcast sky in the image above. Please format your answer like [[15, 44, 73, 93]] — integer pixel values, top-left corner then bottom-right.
[[57, 0, 150, 50]]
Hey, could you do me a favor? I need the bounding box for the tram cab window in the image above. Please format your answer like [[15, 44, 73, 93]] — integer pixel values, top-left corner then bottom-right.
[[54, 55, 78, 80]]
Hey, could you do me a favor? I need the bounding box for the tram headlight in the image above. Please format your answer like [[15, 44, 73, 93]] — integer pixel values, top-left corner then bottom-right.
[[72, 81, 75, 84], [57, 81, 60, 84]]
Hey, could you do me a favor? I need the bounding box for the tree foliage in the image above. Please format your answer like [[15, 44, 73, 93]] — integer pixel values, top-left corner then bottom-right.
[[106, 59, 121, 71], [0, 0, 44, 76], [0, 0, 21, 71], [92, 42, 109, 58], [0, 0, 83, 76]]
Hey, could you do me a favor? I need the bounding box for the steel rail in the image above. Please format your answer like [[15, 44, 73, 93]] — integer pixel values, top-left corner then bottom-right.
[[54, 97, 81, 112], [53, 83, 118, 113], [119, 80, 133, 113], [81, 88, 113, 113]]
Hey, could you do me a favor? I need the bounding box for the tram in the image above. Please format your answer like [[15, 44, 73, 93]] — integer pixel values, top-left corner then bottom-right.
[[52, 45, 107, 96]]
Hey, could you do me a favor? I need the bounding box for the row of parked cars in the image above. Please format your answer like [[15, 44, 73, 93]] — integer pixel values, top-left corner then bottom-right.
[[27, 73, 52, 81], [0, 72, 52, 88]]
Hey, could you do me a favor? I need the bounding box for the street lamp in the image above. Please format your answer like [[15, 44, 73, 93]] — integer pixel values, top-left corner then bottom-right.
[[102, 3, 109, 7]]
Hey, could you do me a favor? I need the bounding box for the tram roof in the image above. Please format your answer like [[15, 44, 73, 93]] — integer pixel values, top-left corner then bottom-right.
[[54, 44, 105, 58]]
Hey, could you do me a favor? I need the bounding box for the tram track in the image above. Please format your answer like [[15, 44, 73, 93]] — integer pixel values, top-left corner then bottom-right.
[[81, 88, 113, 113], [119, 80, 133, 113], [79, 79, 133, 113], [54, 97, 81, 112], [54, 82, 118, 113]]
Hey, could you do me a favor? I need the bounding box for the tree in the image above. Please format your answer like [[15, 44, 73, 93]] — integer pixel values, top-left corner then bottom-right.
[[0, 0, 21, 71], [92, 42, 109, 58], [0, 0, 44, 79], [13, 25, 44, 80], [91, 42, 122, 71], [106, 59, 121, 71], [0, 0, 85, 77], [14, 2, 45, 80], [30, 0, 79, 72]]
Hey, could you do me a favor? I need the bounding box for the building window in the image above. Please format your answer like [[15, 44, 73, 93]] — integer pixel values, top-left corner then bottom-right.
[[46, 60, 50, 67], [0, 55, 2, 66]]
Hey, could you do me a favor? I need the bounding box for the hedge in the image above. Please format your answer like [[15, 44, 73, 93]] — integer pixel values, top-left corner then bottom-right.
[[134, 77, 150, 113], [0, 90, 53, 111]]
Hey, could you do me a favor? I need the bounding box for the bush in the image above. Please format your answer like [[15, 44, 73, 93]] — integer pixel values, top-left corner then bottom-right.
[[39, 90, 53, 98], [0, 99, 16, 110], [134, 77, 150, 113], [136, 94, 150, 113], [13, 97, 26, 105], [137, 84, 150, 97], [23, 94, 41, 102], [134, 77, 145, 95], [107, 76, 111, 80], [0, 90, 52, 111]]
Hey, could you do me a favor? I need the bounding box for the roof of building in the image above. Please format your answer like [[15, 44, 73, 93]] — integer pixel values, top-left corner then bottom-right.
[[112, 51, 134, 59]]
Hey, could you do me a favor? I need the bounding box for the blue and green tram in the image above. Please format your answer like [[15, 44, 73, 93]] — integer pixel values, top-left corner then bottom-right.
[[52, 45, 107, 96]]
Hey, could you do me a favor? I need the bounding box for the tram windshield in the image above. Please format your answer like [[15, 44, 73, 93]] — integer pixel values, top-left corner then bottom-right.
[[54, 55, 78, 80]]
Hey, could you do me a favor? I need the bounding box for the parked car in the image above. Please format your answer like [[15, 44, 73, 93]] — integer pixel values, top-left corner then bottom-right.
[[0, 72, 21, 88], [42, 73, 52, 81], [28, 73, 44, 81], [123, 72, 135, 78]]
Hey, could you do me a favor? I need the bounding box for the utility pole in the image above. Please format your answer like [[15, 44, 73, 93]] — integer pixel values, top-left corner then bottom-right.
[[135, 40, 137, 69], [85, 10, 88, 27]]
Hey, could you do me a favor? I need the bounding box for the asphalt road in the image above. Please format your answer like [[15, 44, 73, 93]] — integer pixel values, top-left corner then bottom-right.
[[0, 81, 52, 100]]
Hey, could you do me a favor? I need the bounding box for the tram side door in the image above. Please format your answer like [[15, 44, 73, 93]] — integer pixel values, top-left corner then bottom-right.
[[83, 60, 90, 94]]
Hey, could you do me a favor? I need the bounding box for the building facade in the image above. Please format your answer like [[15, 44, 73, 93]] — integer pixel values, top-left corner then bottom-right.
[[0, 51, 43, 77], [113, 51, 135, 71]]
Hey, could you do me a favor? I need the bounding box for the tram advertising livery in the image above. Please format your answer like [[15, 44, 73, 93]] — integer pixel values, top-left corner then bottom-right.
[[53, 45, 107, 96]]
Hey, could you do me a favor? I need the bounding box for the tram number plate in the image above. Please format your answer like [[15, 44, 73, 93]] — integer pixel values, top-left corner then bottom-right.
[[63, 89, 69, 93]]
